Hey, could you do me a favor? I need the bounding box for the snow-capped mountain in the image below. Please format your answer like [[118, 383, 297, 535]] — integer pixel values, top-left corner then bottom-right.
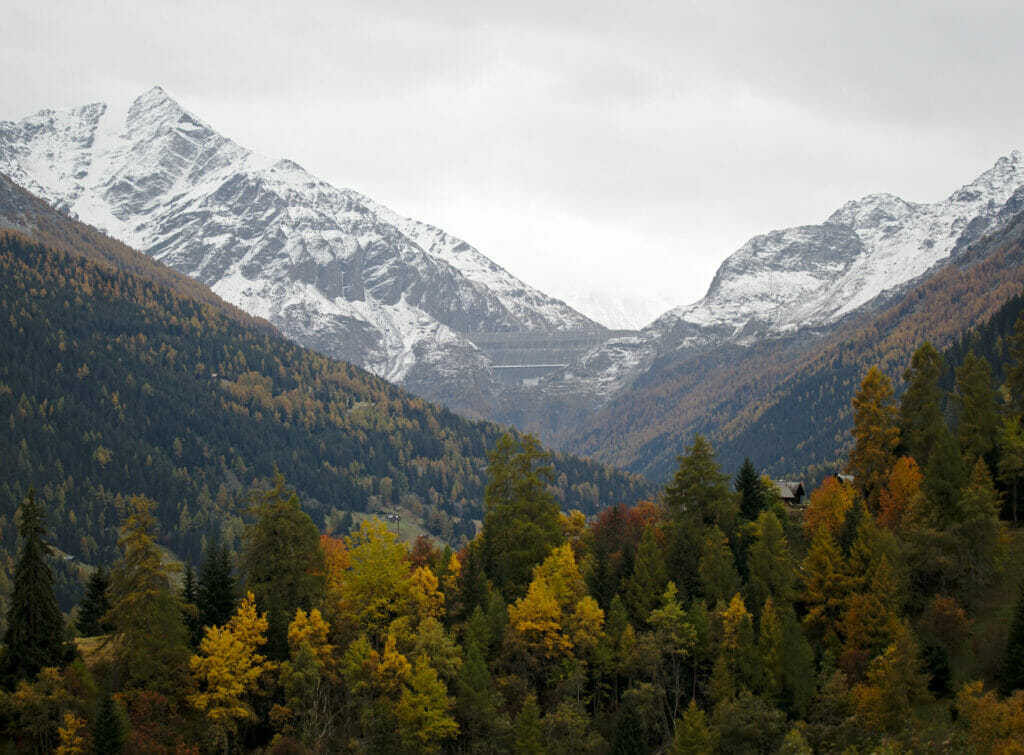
[[539, 150, 1024, 403], [0, 86, 598, 410]]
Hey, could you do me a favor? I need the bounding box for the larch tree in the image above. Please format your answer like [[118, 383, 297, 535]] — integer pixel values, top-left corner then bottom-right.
[[2, 488, 69, 685], [848, 366, 900, 510], [188, 592, 276, 752], [105, 495, 190, 694]]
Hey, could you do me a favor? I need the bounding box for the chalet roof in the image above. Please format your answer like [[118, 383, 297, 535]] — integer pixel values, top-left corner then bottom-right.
[[775, 480, 805, 500]]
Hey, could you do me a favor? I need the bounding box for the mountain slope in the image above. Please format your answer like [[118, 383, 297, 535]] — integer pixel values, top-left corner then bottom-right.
[[0, 87, 599, 414], [519, 156, 1024, 478], [0, 179, 653, 611], [566, 197, 1024, 482]]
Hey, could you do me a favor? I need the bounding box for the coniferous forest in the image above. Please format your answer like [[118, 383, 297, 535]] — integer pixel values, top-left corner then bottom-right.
[[4, 203, 1024, 751]]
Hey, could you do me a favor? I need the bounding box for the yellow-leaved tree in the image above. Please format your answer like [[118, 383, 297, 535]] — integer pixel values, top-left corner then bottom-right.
[[188, 592, 277, 752]]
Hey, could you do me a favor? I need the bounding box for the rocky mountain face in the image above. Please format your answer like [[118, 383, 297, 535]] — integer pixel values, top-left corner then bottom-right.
[[5, 87, 1024, 479], [517, 151, 1024, 477], [0, 87, 601, 415], [534, 151, 1024, 408]]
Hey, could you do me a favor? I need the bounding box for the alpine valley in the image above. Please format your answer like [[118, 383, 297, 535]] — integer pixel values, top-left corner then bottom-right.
[[4, 87, 1024, 482]]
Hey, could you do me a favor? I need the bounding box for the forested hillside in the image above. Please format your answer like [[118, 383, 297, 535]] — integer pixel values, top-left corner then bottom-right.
[[0, 227, 651, 613], [574, 204, 1024, 484], [2, 338, 1024, 752]]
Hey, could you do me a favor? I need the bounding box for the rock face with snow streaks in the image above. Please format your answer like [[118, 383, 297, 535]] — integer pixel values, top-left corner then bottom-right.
[[0, 87, 599, 414]]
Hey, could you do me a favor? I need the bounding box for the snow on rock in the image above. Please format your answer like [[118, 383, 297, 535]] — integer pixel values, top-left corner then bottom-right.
[[0, 87, 600, 412]]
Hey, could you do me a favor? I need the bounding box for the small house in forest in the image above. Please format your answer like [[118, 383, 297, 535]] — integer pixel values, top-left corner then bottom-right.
[[775, 480, 806, 508]]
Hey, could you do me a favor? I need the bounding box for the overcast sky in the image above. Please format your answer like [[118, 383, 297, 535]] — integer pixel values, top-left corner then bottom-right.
[[3, 0, 1023, 327]]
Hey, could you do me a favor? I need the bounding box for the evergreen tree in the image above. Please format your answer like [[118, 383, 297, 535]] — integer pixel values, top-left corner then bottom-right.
[[924, 425, 967, 525], [665, 435, 737, 533], [242, 471, 326, 660], [997, 416, 1024, 524], [1005, 312, 1024, 417], [90, 689, 128, 755], [2, 488, 69, 684], [1000, 577, 1024, 695], [625, 525, 668, 624], [735, 458, 772, 521], [899, 342, 945, 467], [953, 350, 1000, 465], [76, 566, 112, 637], [611, 697, 647, 755], [196, 537, 236, 630], [747, 511, 795, 611], [479, 434, 564, 601], [848, 366, 899, 510], [512, 694, 544, 755], [180, 563, 201, 646]]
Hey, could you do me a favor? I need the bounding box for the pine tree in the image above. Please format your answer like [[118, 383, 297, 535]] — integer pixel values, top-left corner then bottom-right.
[[2, 488, 69, 684], [611, 697, 647, 754], [848, 366, 900, 510], [76, 566, 112, 637], [899, 342, 945, 467], [671, 699, 717, 754], [625, 525, 668, 624], [924, 425, 967, 525]]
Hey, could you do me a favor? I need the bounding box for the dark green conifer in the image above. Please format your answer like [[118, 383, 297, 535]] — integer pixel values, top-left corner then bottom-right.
[[953, 350, 999, 465], [899, 342, 945, 467], [735, 458, 771, 521], [242, 471, 326, 659], [665, 435, 737, 532], [197, 538, 236, 629], [90, 689, 128, 754], [479, 433, 564, 601], [611, 697, 647, 754], [1000, 578, 1024, 694], [76, 565, 113, 637], [2, 488, 69, 684]]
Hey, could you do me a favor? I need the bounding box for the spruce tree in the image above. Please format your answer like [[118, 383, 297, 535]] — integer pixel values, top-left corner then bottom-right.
[[90, 689, 128, 754], [736, 458, 771, 521], [197, 538, 236, 629], [1005, 312, 1024, 417], [76, 565, 112, 637], [2, 488, 69, 684]]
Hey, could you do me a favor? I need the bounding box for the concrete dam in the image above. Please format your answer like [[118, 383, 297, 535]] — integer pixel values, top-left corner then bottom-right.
[[465, 330, 638, 386]]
